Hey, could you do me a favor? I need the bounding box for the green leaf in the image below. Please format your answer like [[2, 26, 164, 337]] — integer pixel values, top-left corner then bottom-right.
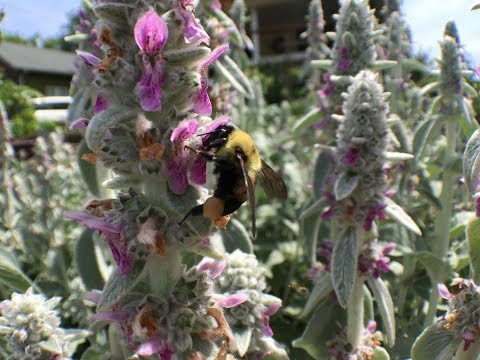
[[411, 323, 460, 360], [331, 226, 359, 307], [401, 58, 431, 73], [367, 277, 396, 346], [93, 3, 130, 27], [371, 60, 397, 70], [420, 81, 441, 95], [292, 108, 324, 134], [412, 118, 438, 162], [463, 82, 478, 98], [77, 139, 100, 197], [363, 284, 374, 326], [39, 337, 63, 354], [463, 129, 480, 194], [80, 347, 103, 360], [372, 347, 390, 360], [467, 218, 480, 284], [220, 218, 253, 254], [416, 252, 452, 283], [98, 260, 146, 311], [221, 55, 254, 98], [164, 47, 211, 66], [67, 88, 91, 128], [85, 107, 136, 151], [75, 229, 105, 290], [384, 198, 422, 235], [313, 150, 334, 199], [0, 248, 31, 292], [214, 61, 249, 97], [311, 59, 333, 69], [472, 3, 480, 10], [301, 270, 333, 317], [334, 172, 359, 201], [293, 300, 339, 359], [384, 152, 413, 161], [232, 326, 252, 357]]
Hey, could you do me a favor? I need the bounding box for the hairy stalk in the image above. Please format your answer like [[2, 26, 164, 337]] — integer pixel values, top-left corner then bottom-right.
[[425, 117, 457, 326]]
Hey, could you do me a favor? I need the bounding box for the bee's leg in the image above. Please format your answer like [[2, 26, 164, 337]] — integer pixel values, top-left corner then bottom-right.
[[184, 146, 217, 161], [206, 138, 228, 149], [178, 204, 203, 225]]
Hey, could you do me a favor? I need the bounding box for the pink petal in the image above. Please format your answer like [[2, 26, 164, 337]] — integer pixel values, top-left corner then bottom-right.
[[69, 118, 90, 130], [382, 242, 396, 255], [76, 50, 101, 68], [94, 310, 130, 323], [218, 292, 249, 308], [137, 59, 163, 112], [170, 119, 198, 143], [264, 301, 282, 317], [211, 0, 221, 10], [167, 159, 188, 195], [437, 283, 452, 300], [137, 336, 174, 359], [178, 0, 210, 45], [194, 77, 212, 116], [84, 290, 102, 304], [191, 155, 207, 184], [197, 258, 227, 279], [202, 43, 229, 67], [366, 320, 377, 333], [475, 66, 480, 78], [66, 211, 122, 234], [134, 10, 168, 56]]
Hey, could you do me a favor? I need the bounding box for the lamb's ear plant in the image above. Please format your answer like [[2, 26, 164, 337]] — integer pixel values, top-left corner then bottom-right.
[[65, 1, 286, 358]]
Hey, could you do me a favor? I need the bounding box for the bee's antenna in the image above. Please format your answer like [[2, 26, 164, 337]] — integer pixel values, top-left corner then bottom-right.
[[178, 210, 192, 226]]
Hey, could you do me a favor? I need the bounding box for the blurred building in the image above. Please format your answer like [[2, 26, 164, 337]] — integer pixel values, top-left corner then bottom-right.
[[0, 42, 76, 95]]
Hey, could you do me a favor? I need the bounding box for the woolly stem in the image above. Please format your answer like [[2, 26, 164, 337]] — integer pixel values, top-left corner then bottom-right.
[[347, 276, 365, 349], [425, 116, 457, 326]]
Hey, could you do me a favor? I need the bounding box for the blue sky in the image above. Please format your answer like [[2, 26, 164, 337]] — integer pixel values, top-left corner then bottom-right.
[[1, 0, 480, 65]]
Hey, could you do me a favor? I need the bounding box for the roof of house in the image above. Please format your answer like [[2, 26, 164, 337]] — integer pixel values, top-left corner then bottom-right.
[[0, 42, 76, 76]]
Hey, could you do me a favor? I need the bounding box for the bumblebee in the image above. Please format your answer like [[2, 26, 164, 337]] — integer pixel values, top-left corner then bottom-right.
[[179, 125, 288, 237]]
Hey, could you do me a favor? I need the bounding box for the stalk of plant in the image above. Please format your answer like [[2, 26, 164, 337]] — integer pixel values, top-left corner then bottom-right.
[[66, 1, 286, 358]]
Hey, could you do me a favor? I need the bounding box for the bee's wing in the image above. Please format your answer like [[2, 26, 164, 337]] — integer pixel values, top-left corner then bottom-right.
[[258, 159, 288, 200], [236, 153, 256, 238]]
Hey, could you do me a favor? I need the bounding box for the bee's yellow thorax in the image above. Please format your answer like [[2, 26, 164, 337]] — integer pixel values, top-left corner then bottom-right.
[[217, 130, 262, 174]]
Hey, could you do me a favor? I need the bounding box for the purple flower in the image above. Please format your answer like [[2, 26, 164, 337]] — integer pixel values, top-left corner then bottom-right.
[[217, 293, 249, 308], [194, 44, 230, 116], [94, 93, 108, 114], [76, 50, 101, 68], [167, 119, 198, 194], [177, 0, 210, 45], [137, 335, 174, 359], [344, 144, 360, 166], [363, 203, 387, 231], [134, 11, 168, 56], [320, 191, 336, 221], [134, 10, 168, 112], [263, 301, 282, 337], [475, 195, 480, 218], [337, 46, 351, 72], [358, 242, 396, 279], [67, 211, 134, 275], [462, 330, 476, 351], [197, 257, 227, 279]]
